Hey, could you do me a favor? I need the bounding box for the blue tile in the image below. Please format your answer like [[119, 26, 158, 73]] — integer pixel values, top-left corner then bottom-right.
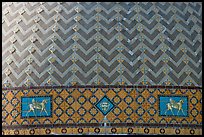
[[21, 96, 52, 118], [95, 96, 114, 115], [159, 96, 188, 117]]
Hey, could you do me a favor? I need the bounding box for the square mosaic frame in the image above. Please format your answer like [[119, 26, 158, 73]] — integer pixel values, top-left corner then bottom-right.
[[21, 95, 53, 118], [158, 95, 189, 117]]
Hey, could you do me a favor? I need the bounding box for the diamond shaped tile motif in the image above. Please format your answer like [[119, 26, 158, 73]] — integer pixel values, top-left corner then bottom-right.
[[95, 96, 114, 115]]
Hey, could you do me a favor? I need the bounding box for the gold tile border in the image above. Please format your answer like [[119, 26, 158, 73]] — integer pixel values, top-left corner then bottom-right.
[[2, 127, 202, 135]]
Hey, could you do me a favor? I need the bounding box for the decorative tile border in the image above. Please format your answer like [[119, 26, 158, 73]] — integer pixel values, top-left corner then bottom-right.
[[2, 126, 202, 135], [2, 123, 202, 130], [2, 85, 202, 91], [2, 87, 202, 135]]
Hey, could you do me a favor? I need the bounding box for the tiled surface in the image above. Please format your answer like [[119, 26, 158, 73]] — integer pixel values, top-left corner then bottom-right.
[[2, 2, 202, 135], [3, 127, 202, 135], [2, 87, 202, 135], [2, 2, 202, 87]]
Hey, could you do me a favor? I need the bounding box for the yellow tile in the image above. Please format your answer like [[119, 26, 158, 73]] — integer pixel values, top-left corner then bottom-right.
[[137, 127, 146, 135], [53, 127, 62, 134], [6, 91, 14, 101], [130, 102, 137, 110], [83, 89, 92, 98], [72, 112, 81, 123], [72, 127, 79, 134], [118, 112, 128, 122], [60, 89, 69, 99], [118, 89, 127, 99], [83, 112, 93, 122], [59, 113, 69, 123], [100, 127, 107, 134], [37, 89, 47, 95], [8, 129, 14, 135], [65, 128, 73, 134], [71, 101, 81, 111], [5, 114, 13, 125], [106, 89, 116, 100], [88, 127, 96, 134], [94, 112, 103, 122], [83, 101, 92, 111], [130, 113, 138, 122], [115, 128, 123, 134], [94, 89, 104, 99], [71, 89, 81, 99], [26, 90, 36, 96], [16, 90, 24, 100], [34, 128, 41, 135], [15, 115, 23, 126], [153, 127, 160, 135], [36, 128, 44, 135], [182, 128, 191, 135], [106, 112, 116, 122], [122, 127, 128, 134], [138, 127, 155, 135], [118, 101, 128, 110], [4, 103, 14, 113], [24, 129, 30, 135], [3, 129, 10, 135], [130, 89, 137, 98], [141, 89, 150, 98]]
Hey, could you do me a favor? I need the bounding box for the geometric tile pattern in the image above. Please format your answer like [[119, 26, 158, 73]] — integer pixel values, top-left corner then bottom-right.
[[2, 126, 203, 135], [2, 2, 202, 87], [2, 87, 202, 129]]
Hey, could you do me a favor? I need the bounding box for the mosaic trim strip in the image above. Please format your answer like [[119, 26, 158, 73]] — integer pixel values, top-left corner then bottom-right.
[[2, 126, 202, 135], [2, 123, 202, 130], [2, 87, 202, 135], [2, 85, 202, 90]]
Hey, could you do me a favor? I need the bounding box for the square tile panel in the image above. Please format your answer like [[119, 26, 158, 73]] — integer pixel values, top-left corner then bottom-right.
[[21, 96, 52, 118], [159, 95, 188, 117]]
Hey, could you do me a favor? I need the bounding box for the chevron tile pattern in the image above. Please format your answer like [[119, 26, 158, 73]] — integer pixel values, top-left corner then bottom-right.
[[2, 2, 202, 87]]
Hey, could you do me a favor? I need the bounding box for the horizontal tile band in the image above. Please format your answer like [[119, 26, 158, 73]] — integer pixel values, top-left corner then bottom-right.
[[2, 85, 202, 91], [2, 123, 202, 130]]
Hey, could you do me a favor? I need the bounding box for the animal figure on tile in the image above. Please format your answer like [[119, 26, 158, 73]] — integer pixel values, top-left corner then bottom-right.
[[165, 98, 185, 115], [26, 99, 48, 116]]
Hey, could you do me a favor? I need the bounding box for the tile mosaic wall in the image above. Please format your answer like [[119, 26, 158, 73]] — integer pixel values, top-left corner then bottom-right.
[[2, 2, 202, 87], [2, 2, 202, 135], [2, 87, 202, 135]]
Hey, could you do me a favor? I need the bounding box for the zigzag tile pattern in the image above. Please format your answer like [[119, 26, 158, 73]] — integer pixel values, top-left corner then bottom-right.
[[2, 2, 202, 87]]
